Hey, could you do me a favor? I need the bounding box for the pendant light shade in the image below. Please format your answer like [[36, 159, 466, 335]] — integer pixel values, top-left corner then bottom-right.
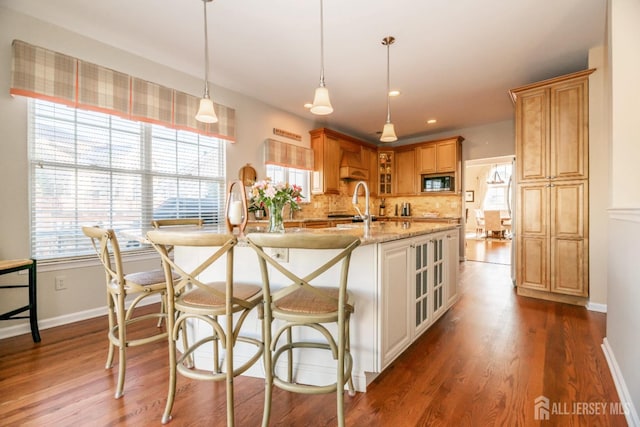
[[310, 0, 333, 115], [380, 122, 397, 143], [196, 0, 218, 124], [380, 36, 397, 142], [196, 97, 217, 123], [311, 86, 333, 115]]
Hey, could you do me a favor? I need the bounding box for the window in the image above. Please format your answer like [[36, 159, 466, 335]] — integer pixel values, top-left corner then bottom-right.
[[30, 99, 226, 260], [265, 164, 310, 202], [483, 163, 512, 211]]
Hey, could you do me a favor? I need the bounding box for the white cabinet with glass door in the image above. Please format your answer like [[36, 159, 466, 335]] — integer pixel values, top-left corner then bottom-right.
[[379, 238, 412, 369], [379, 229, 457, 370]]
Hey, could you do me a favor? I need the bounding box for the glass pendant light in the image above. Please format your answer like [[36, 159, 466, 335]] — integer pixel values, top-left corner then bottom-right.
[[310, 0, 333, 115], [380, 36, 397, 142], [195, 0, 218, 123]]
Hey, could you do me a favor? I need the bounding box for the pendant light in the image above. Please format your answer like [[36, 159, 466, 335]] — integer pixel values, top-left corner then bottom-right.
[[195, 0, 218, 123], [380, 36, 397, 142], [487, 164, 505, 184], [310, 0, 333, 115]]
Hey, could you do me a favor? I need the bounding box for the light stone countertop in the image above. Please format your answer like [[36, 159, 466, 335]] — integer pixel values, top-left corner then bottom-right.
[[123, 221, 459, 247]]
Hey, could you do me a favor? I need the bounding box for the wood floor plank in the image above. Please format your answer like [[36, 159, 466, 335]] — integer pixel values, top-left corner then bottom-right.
[[0, 261, 627, 426]]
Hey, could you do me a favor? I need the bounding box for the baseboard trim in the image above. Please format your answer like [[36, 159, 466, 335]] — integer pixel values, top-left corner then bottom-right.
[[0, 295, 161, 340], [586, 301, 607, 313], [602, 338, 640, 427]]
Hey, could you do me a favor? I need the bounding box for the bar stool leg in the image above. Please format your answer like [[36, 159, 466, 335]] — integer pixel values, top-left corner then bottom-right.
[[28, 260, 41, 343]]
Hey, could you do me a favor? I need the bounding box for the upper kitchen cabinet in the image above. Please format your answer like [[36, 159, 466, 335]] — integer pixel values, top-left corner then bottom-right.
[[395, 147, 417, 195], [378, 151, 393, 196], [310, 128, 341, 195], [417, 137, 461, 174], [417, 144, 436, 174], [511, 69, 594, 183]]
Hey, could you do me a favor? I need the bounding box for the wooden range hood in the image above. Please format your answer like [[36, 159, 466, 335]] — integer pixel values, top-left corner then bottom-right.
[[339, 150, 369, 180]]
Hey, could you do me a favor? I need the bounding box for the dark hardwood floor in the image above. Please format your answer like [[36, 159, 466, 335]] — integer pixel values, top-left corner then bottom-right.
[[0, 261, 626, 426]]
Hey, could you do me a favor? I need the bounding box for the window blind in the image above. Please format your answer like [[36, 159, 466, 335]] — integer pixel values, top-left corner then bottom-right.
[[30, 99, 226, 260], [11, 39, 236, 142]]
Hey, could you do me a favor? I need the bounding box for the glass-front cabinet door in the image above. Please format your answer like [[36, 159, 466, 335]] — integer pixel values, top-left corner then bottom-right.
[[413, 237, 431, 335], [413, 233, 447, 337], [431, 235, 446, 321], [378, 151, 393, 195]]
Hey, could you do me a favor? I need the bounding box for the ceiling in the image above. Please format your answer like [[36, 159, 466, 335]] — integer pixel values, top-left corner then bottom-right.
[[2, 0, 607, 144]]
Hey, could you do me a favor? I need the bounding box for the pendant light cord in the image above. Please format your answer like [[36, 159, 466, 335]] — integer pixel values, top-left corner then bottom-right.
[[319, 0, 326, 88], [202, 0, 210, 99], [385, 40, 391, 123]]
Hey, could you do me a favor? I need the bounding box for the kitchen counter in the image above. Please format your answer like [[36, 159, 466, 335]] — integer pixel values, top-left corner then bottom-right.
[[152, 221, 458, 246], [162, 222, 461, 393], [247, 215, 462, 229]]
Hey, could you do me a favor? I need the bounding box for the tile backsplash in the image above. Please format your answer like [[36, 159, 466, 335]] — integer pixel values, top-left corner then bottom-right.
[[294, 192, 463, 219]]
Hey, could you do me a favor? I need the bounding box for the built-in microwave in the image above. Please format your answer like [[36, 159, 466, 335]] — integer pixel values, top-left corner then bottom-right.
[[421, 174, 454, 192]]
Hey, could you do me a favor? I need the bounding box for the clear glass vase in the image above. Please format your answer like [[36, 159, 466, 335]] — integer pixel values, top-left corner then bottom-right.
[[267, 203, 285, 233]]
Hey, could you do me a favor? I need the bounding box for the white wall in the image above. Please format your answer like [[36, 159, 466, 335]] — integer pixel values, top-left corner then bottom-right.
[[0, 6, 314, 335], [605, 0, 640, 423], [587, 46, 610, 308]]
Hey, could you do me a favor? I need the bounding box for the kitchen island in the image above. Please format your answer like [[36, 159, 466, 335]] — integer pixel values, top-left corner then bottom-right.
[[171, 221, 461, 392]]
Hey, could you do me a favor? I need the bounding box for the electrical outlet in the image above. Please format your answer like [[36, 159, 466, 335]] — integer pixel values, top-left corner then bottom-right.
[[271, 248, 289, 263], [55, 276, 67, 291]]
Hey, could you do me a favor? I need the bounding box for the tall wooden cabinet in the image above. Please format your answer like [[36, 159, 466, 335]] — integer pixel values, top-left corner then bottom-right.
[[510, 69, 594, 304]]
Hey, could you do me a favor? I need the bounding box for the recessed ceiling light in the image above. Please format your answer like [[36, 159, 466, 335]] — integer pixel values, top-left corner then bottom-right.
[[389, 90, 400, 97], [427, 119, 437, 124], [304, 103, 313, 109]]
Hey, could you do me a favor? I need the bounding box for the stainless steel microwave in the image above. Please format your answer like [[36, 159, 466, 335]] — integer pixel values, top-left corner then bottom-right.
[[421, 175, 454, 192]]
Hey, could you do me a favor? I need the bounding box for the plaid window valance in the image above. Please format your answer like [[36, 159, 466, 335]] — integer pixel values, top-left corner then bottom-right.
[[10, 40, 236, 141], [264, 139, 314, 170]]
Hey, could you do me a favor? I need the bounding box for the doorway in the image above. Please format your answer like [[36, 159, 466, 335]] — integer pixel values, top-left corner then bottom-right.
[[463, 156, 514, 266]]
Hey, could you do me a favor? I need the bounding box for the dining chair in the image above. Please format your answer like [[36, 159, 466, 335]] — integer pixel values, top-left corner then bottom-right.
[[146, 229, 263, 425], [246, 232, 361, 427], [483, 210, 505, 239], [82, 226, 170, 399], [0, 259, 40, 342], [474, 209, 485, 237]]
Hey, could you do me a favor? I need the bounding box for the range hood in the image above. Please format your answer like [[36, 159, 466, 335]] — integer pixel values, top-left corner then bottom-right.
[[339, 151, 369, 180]]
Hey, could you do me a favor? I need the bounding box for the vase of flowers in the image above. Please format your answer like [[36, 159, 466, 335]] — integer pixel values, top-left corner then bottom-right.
[[250, 179, 303, 233]]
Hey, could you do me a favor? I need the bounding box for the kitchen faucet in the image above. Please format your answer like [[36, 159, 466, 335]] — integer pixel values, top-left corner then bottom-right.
[[352, 180, 371, 236]]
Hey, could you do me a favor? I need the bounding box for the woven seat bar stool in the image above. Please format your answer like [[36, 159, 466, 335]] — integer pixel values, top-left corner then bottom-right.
[[0, 259, 40, 342], [246, 233, 361, 427], [147, 229, 263, 425], [151, 219, 204, 327], [82, 226, 170, 399]]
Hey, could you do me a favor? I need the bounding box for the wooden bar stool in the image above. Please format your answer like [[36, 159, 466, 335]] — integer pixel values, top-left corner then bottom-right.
[[0, 259, 41, 342], [246, 233, 361, 427]]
